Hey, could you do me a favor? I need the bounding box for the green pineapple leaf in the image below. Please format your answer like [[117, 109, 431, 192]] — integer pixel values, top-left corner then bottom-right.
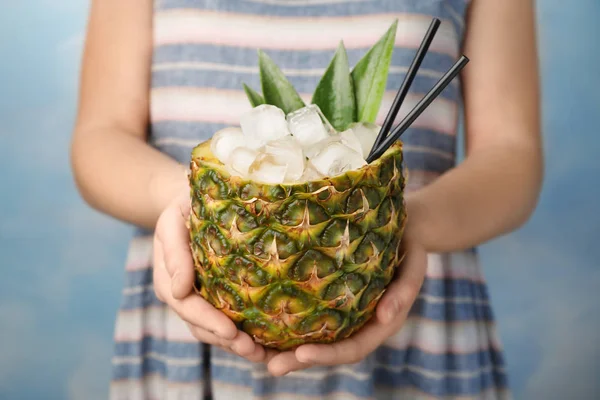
[[311, 41, 356, 132], [258, 50, 306, 114], [243, 83, 266, 107], [351, 19, 398, 123]]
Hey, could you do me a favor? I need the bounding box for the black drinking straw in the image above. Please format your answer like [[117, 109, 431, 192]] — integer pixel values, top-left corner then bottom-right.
[[366, 55, 470, 163], [368, 18, 441, 159]]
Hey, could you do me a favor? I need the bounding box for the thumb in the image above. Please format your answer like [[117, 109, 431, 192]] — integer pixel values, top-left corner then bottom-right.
[[156, 193, 195, 300], [377, 241, 427, 325], [170, 262, 196, 300]]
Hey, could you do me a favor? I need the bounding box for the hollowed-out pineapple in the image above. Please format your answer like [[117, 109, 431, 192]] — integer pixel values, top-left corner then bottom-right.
[[188, 20, 408, 350]]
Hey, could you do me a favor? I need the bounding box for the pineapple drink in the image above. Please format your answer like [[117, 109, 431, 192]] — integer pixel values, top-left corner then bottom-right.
[[187, 21, 407, 350]]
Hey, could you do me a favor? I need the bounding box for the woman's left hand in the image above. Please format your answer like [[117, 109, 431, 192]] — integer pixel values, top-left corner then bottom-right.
[[265, 226, 428, 376]]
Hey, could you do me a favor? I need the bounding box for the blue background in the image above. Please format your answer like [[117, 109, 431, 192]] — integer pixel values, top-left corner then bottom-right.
[[0, 1, 598, 399]]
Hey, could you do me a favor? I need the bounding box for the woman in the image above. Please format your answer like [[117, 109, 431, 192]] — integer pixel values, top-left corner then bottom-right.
[[71, 0, 542, 398]]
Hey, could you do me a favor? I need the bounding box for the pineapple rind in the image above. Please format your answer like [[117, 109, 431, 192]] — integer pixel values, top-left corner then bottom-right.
[[189, 140, 407, 350]]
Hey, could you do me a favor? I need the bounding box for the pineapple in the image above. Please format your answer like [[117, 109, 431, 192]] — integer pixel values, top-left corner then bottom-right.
[[188, 20, 408, 350]]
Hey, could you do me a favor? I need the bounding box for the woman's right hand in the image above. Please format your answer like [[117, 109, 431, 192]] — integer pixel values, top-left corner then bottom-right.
[[152, 190, 268, 362]]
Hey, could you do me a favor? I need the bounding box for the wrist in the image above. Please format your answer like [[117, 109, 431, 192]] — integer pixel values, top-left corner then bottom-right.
[[404, 190, 450, 253], [149, 163, 190, 218], [404, 192, 432, 251]]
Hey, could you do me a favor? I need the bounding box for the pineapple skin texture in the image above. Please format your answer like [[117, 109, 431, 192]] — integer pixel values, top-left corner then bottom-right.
[[188, 140, 407, 350]]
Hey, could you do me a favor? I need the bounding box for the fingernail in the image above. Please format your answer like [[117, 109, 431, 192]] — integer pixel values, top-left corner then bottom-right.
[[297, 354, 314, 363], [296, 349, 316, 364]]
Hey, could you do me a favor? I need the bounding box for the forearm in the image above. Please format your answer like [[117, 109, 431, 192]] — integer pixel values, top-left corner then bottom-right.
[[71, 127, 188, 230], [407, 141, 543, 253], [406, 0, 543, 253]]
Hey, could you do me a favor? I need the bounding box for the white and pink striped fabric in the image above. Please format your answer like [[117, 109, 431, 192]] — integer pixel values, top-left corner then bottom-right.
[[110, 1, 512, 399]]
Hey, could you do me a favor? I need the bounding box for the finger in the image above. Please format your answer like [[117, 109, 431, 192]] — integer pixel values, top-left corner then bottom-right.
[[193, 325, 267, 363], [294, 320, 399, 366], [154, 262, 238, 340], [263, 348, 281, 364], [186, 322, 230, 346], [294, 336, 362, 366], [186, 323, 267, 363], [152, 238, 167, 303], [376, 242, 427, 325], [155, 193, 195, 299], [267, 351, 313, 376], [234, 341, 268, 363], [228, 333, 267, 362]]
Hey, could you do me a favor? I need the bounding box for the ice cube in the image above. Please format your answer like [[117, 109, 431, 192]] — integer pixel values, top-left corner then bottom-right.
[[304, 136, 342, 159], [310, 142, 367, 177], [264, 136, 305, 182], [348, 122, 381, 158], [240, 104, 291, 149], [210, 127, 246, 164], [286, 104, 333, 148], [227, 147, 259, 178], [304, 126, 366, 160], [339, 129, 364, 157], [248, 153, 288, 184], [300, 161, 325, 182]]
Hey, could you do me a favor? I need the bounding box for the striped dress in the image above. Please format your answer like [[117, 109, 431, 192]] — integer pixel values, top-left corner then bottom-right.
[[110, 1, 512, 399]]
